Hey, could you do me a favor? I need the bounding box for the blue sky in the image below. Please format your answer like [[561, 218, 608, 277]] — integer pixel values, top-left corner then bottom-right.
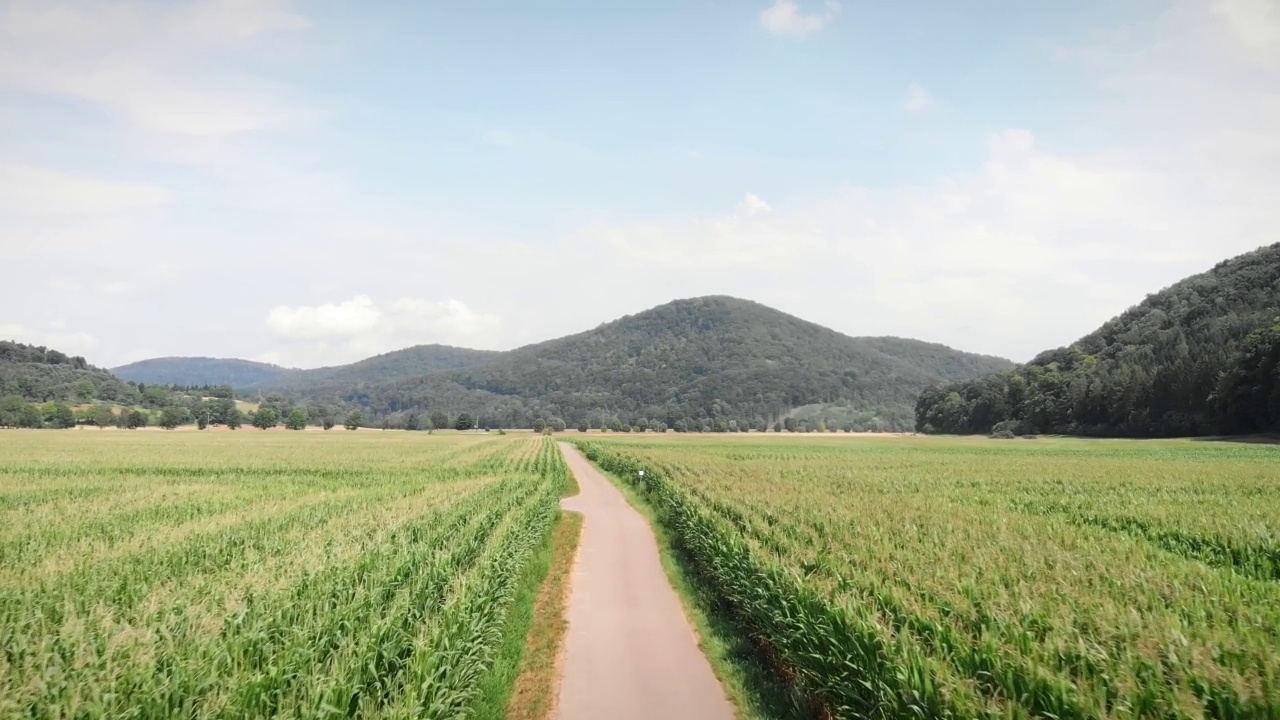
[[1, 0, 1277, 367]]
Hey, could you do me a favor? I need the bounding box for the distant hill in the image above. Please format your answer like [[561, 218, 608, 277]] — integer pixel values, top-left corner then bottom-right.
[[289, 296, 1013, 431], [271, 344, 503, 397], [916, 243, 1280, 437], [112, 357, 291, 388], [114, 345, 501, 391]]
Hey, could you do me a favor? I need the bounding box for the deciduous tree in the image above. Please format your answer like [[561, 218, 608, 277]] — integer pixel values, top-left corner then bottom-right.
[[252, 407, 279, 430]]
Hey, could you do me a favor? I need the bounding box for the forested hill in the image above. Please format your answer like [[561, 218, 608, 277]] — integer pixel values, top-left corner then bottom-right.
[[113, 345, 500, 390], [916, 243, 1280, 437], [1, 342, 259, 429], [0, 341, 135, 404], [292, 296, 1012, 431], [276, 345, 501, 393], [0, 340, 189, 428], [112, 357, 290, 388]]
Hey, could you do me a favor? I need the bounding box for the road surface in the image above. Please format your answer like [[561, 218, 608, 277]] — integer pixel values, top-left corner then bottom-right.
[[556, 442, 735, 720]]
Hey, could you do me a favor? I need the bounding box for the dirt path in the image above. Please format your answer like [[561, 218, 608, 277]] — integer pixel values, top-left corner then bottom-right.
[[555, 443, 735, 720]]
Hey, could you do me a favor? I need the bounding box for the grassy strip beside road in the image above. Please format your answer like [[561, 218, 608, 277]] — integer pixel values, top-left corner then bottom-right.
[[501, 512, 584, 720]]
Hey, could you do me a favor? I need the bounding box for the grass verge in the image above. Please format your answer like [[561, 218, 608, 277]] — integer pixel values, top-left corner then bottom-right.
[[502, 511, 583, 720], [471, 510, 582, 720], [475, 444, 583, 720], [584, 459, 807, 720]]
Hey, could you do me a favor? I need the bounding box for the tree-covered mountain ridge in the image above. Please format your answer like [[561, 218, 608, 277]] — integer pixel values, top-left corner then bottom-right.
[[916, 243, 1280, 437], [27, 296, 1011, 432], [113, 345, 501, 390], [292, 296, 1013, 431]]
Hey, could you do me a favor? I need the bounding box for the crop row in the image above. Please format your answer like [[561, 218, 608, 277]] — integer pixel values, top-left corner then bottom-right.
[[0, 433, 568, 719], [576, 436, 1280, 719]]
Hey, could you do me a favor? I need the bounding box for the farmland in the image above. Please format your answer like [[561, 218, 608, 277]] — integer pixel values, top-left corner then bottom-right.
[[0, 430, 569, 719], [576, 434, 1280, 719]]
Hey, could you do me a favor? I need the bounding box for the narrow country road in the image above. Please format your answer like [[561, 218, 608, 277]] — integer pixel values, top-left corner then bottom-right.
[[555, 442, 735, 720]]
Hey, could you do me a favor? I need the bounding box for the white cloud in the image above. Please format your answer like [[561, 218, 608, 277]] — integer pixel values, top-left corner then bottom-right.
[[585, 191, 825, 269], [574, 114, 1272, 359], [561, 0, 1280, 361], [97, 281, 135, 297], [386, 298, 501, 339], [0, 165, 167, 216], [2, 0, 1276, 371], [737, 193, 773, 216], [266, 296, 383, 340], [1212, 0, 1280, 64], [0, 0, 308, 138], [759, 0, 840, 37], [47, 279, 82, 292], [903, 83, 934, 113], [0, 322, 99, 356], [263, 296, 501, 366]]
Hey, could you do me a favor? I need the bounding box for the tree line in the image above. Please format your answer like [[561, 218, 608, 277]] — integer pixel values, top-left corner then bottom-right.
[[2, 392, 879, 435]]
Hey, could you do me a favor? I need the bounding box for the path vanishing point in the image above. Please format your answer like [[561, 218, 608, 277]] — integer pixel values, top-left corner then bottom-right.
[[555, 442, 735, 720]]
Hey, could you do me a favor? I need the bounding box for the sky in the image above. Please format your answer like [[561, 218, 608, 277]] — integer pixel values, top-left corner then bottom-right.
[[1, 0, 1278, 368]]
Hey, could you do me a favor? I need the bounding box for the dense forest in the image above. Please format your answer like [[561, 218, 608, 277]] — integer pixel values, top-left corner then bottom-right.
[[0, 341, 241, 430], [1, 341, 133, 404], [916, 243, 1280, 437], [282, 296, 1012, 431], [113, 345, 499, 390]]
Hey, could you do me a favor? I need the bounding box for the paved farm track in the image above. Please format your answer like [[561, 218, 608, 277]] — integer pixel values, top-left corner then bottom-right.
[[555, 442, 734, 720]]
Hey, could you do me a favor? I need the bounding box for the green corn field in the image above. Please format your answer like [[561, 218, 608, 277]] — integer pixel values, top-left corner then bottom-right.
[[576, 434, 1280, 720], [0, 431, 570, 719]]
